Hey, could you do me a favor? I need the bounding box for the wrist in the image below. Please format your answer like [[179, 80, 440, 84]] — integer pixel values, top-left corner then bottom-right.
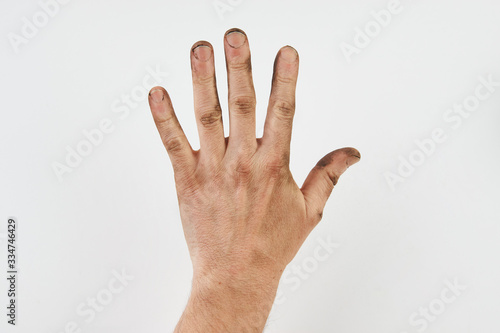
[[175, 267, 283, 333]]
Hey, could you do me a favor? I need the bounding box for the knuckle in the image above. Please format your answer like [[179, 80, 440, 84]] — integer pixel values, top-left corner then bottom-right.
[[264, 163, 283, 179], [199, 106, 222, 127], [229, 58, 252, 72], [194, 74, 214, 86], [274, 73, 295, 86], [228, 158, 253, 184], [155, 112, 176, 126], [273, 100, 295, 120], [230, 96, 256, 115], [264, 153, 289, 177], [235, 161, 252, 175], [175, 173, 199, 199], [325, 169, 340, 187], [164, 135, 185, 153]]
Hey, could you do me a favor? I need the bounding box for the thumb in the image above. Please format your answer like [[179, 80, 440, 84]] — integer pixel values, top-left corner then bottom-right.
[[301, 147, 361, 225]]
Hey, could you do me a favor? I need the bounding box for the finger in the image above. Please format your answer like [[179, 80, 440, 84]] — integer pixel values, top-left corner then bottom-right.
[[224, 28, 257, 150], [262, 46, 299, 159], [148, 86, 196, 177], [301, 148, 361, 225], [191, 41, 225, 162]]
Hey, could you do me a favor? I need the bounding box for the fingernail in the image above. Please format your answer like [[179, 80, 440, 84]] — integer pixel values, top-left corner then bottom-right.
[[149, 89, 164, 103], [346, 154, 361, 167], [192, 44, 212, 62], [226, 29, 246, 48], [280, 46, 298, 62]]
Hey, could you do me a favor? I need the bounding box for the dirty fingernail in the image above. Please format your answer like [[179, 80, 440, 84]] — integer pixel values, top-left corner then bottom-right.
[[149, 89, 164, 103], [193, 44, 212, 61], [226, 29, 246, 48], [347, 153, 361, 167]]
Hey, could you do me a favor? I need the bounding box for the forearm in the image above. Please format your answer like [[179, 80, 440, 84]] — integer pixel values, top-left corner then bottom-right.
[[175, 271, 282, 333]]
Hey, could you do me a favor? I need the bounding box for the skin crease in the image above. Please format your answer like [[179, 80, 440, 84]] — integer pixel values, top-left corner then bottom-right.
[[147, 28, 361, 332]]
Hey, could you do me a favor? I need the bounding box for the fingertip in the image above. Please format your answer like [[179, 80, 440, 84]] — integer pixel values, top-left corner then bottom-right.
[[191, 41, 213, 62], [315, 147, 361, 171], [343, 147, 361, 167], [149, 85, 165, 93], [149, 86, 166, 103], [191, 40, 214, 50], [279, 45, 299, 63], [225, 27, 246, 36], [225, 28, 247, 49], [148, 87, 175, 123]]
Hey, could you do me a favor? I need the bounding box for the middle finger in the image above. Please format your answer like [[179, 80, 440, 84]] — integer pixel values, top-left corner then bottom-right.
[[224, 28, 257, 151]]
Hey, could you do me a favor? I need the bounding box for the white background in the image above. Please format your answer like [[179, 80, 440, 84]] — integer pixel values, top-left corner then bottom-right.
[[1, 0, 499, 332]]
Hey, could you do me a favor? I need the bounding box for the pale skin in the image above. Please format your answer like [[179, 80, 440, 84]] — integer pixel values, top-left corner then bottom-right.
[[147, 28, 361, 332]]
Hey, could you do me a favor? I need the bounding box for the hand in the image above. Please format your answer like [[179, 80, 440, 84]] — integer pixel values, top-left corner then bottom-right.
[[148, 28, 360, 333]]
